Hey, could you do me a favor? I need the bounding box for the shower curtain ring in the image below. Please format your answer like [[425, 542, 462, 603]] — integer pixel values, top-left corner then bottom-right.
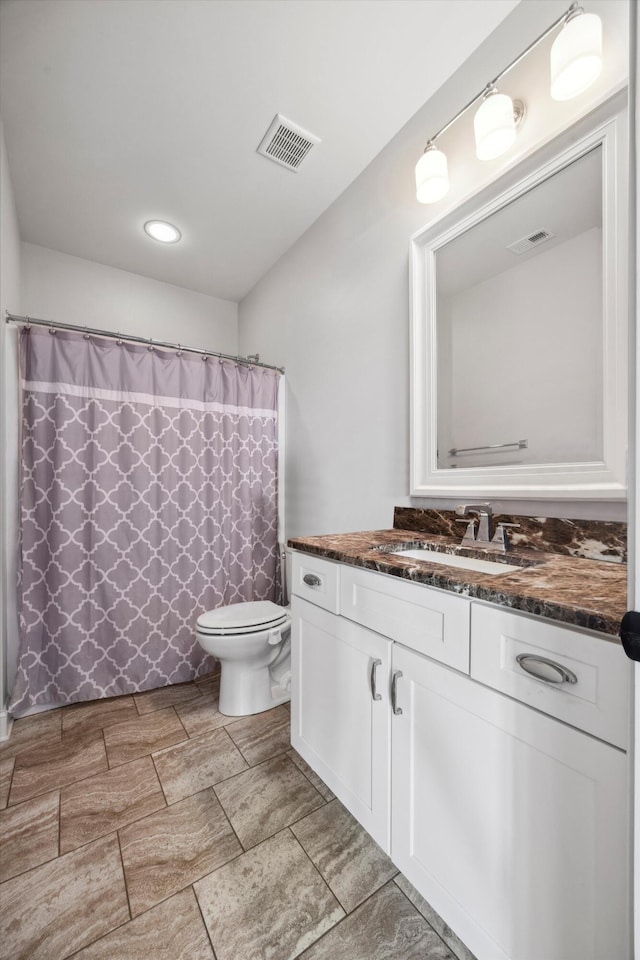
[[49, 327, 56, 335], [202, 354, 209, 361], [116, 333, 123, 345], [176, 344, 182, 357], [148, 337, 154, 351], [83, 325, 90, 340]]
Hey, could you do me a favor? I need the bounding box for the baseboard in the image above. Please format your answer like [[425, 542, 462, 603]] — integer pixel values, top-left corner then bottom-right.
[[0, 706, 14, 741]]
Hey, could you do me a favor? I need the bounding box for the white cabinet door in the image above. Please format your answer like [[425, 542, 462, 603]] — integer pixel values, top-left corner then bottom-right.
[[291, 595, 392, 851], [391, 643, 630, 960]]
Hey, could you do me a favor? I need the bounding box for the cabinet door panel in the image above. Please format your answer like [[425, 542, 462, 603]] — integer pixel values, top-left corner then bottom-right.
[[291, 596, 391, 850], [340, 564, 470, 672], [391, 643, 629, 960]]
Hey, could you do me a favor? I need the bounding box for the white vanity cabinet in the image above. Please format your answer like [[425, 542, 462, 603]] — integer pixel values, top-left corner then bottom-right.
[[391, 642, 629, 960], [290, 581, 392, 850], [290, 551, 631, 960]]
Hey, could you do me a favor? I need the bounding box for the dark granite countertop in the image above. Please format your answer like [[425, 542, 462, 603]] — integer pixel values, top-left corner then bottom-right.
[[288, 528, 627, 641]]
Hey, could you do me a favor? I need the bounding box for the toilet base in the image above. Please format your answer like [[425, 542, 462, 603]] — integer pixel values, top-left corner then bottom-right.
[[218, 660, 291, 717]]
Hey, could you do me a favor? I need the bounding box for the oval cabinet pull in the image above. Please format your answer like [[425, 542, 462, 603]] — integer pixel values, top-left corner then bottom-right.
[[370, 658, 382, 701], [302, 573, 321, 587], [516, 653, 577, 686], [391, 670, 403, 715]]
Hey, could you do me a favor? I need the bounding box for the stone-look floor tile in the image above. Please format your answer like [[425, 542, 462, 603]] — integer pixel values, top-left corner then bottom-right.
[[153, 726, 248, 804], [287, 748, 335, 802], [299, 881, 456, 960], [225, 705, 291, 765], [194, 828, 344, 960], [0, 756, 15, 808], [0, 709, 62, 761], [119, 788, 242, 916], [60, 755, 166, 853], [9, 727, 108, 805], [62, 695, 138, 738], [174, 690, 228, 738], [103, 707, 187, 767], [394, 875, 478, 960], [0, 833, 129, 960], [134, 682, 202, 716], [0, 790, 60, 882], [71, 887, 214, 960], [292, 799, 397, 913], [214, 753, 325, 850]]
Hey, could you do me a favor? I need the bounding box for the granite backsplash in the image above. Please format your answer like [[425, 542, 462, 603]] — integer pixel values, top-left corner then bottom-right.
[[394, 507, 627, 564]]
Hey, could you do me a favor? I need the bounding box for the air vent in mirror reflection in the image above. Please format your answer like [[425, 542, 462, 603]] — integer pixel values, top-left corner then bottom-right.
[[507, 228, 555, 255]]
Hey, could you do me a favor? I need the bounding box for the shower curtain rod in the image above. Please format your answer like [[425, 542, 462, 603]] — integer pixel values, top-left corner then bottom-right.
[[5, 311, 285, 374]]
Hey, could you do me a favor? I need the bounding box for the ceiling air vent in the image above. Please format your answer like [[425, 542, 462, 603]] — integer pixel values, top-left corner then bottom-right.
[[257, 114, 321, 172], [507, 228, 556, 255]]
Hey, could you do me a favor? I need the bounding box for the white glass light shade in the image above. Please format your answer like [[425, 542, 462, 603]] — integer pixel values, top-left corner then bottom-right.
[[550, 12, 602, 101], [144, 220, 181, 243], [474, 92, 517, 161], [415, 146, 449, 204]]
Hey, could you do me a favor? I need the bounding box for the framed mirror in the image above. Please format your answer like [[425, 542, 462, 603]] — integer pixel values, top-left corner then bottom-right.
[[410, 102, 627, 500]]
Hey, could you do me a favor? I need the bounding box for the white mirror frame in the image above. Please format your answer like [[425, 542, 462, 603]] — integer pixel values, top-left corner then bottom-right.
[[410, 101, 628, 501]]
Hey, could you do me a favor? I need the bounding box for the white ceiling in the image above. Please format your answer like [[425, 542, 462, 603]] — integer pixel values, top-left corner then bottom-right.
[[0, 0, 519, 302]]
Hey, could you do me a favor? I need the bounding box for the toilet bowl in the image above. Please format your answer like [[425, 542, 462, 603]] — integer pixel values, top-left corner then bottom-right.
[[195, 600, 291, 716]]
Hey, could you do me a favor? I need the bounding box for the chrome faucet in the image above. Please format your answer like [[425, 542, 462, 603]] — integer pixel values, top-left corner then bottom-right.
[[455, 503, 520, 553], [456, 503, 494, 544]]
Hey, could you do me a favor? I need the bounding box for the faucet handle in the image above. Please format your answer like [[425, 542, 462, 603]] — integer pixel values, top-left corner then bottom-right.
[[491, 522, 520, 551], [455, 517, 477, 544]]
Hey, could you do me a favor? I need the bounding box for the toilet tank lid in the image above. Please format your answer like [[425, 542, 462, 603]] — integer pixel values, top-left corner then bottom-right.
[[197, 600, 288, 632]]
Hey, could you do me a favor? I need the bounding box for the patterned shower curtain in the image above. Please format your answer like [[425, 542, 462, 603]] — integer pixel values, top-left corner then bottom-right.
[[10, 327, 282, 713]]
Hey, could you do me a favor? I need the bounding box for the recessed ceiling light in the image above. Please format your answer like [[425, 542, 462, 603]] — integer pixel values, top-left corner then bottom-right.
[[144, 220, 181, 243]]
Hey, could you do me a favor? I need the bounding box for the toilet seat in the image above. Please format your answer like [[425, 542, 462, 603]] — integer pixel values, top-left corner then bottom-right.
[[196, 600, 289, 636]]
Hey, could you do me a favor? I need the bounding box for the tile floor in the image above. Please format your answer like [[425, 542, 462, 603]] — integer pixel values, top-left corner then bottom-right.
[[0, 673, 475, 960]]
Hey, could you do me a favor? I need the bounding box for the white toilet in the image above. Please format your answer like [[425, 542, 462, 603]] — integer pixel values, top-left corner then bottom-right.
[[195, 600, 291, 717]]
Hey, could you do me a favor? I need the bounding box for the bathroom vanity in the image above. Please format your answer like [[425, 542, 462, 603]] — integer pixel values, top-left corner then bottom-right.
[[289, 521, 631, 960]]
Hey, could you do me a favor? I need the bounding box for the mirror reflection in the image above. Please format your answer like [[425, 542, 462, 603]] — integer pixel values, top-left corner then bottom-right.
[[436, 146, 602, 470]]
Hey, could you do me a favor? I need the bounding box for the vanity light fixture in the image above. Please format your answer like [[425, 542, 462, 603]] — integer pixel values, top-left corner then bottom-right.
[[474, 86, 525, 161], [550, 6, 603, 101], [143, 220, 182, 243], [414, 2, 602, 203], [415, 142, 449, 203]]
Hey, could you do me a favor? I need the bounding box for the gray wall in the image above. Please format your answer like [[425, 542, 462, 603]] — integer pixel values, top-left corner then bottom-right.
[[21, 242, 238, 351], [238, 0, 630, 540]]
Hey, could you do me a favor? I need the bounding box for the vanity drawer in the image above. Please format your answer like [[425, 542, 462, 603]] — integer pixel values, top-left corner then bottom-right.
[[291, 552, 340, 614], [340, 565, 470, 672], [470, 603, 630, 749]]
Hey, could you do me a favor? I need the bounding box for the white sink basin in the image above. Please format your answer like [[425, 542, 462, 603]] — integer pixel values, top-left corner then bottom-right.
[[392, 548, 523, 576]]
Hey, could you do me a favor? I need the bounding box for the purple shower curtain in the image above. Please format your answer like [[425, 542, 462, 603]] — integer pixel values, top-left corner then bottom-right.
[[10, 327, 282, 713]]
